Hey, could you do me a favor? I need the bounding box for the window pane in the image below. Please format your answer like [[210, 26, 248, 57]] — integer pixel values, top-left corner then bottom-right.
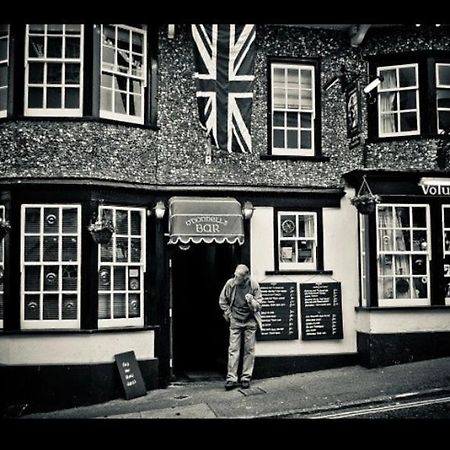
[[286, 112, 298, 128], [128, 294, 140, 318], [439, 111, 450, 131], [114, 90, 127, 114], [62, 294, 77, 319], [62, 236, 77, 262], [298, 215, 315, 238], [114, 266, 126, 290], [62, 265, 77, 290], [300, 70, 312, 89], [412, 256, 427, 275], [25, 208, 40, 233], [130, 95, 141, 117], [47, 37, 62, 58], [273, 89, 285, 109], [379, 92, 397, 112], [29, 36, 45, 58], [399, 66, 416, 87], [412, 207, 427, 228], [28, 62, 44, 84], [62, 208, 78, 233], [47, 63, 62, 84], [98, 293, 111, 319], [395, 255, 411, 275], [130, 211, 141, 235], [102, 46, 115, 70], [44, 208, 59, 233], [25, 236, 40, 261], [400, 112, 417, 132], [28, 25, 45, 33], [0, 39, 6, 62], [101, 73, 113, 88], [280, 241, 295, 263], [300, 113, 312, 128], [25, 266, 41, 291], [44, 266, 59, 291], [0, 89, 6, 111], [43, 294, 59, 319], [287, 69, 298, 88], [100, 88, 112, 112], [297, 241, 314, 263], [115, 210, 128, 234], [395, 229, 411, 251], [379, 69, 397, 89], [47, 87, 62, 108], [395, 207, 410, 227], [395, 278, 411, 298], [43, 236, 59, 261], [128, 269, 140, 290], [113, 293, 126, 318], [273, 111, 284, 127], [380, 114, 397, 134], [445, 208, 450, 228], [24, 294, 40, 320], [300, 131, 312, 149], [399, 91, 416, 110], [65, 24, 82, 35], [28, 87, 43, 108], [287, 89, 299, 109], [438, 65, 450, 86], [98, 266, 111, 290], [47, 24, 63, 34], [413, 277, 428, 298], [65, 63, 80, 84], [301, 89, 312, 110], [379, 229, 393, 251], [280, 215, 296, 237], [0, 294, 3, 320], [379, 255, 393, 275], [65, 37, 80, 58], [273, 129, 284, 148], [65, 88, 79, 109], [130, 238, 141, 262], [287, 129, 298, 148], [100, 240, 113, 262], [412, 230, 428, 251]]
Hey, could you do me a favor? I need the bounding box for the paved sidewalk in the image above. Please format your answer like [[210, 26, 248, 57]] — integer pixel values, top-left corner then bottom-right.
[[18, 356, 450, 419]]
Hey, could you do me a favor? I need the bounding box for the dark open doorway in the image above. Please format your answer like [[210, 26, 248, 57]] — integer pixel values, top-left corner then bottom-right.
[[171, 243, 240, 380]]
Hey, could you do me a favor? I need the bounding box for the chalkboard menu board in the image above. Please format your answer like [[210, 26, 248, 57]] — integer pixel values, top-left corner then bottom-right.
[[114, 351, 147, 400], [300, 282, 343, 340], [257, 282, 298, 341]]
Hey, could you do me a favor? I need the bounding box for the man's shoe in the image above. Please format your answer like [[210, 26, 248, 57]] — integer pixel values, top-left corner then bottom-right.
[[225, 381, 239, 391], [241, 380, 250, 389]]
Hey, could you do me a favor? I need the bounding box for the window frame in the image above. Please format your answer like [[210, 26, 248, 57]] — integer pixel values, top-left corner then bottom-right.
[[376, 63, 420, 138], [276, 210, 319, 271], [0, 205, 4, 328], [97, 205, 146, 329], [24, 24, 84, 117], [20, 204, 82, 330], [375, 203, 431, 307], [441, 205, 450, 306], [436, 62, 450, 133], [267, 57, 321, 158], [0, 24, 9, 118], [99, 24, 147, 125]]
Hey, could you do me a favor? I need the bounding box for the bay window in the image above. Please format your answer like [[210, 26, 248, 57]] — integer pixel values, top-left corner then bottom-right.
[[436, 63, 450, 133], [99, 24, 147, 125], [24, 24, 84, 116], [376, 204, 431, 306], [21, 205, 81, 329], [0, 25, 9, 118], [97, 206, 146, 328]]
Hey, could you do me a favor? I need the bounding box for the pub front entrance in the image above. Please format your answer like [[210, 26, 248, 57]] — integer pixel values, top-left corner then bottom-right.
[[171, 243, 240, 379]]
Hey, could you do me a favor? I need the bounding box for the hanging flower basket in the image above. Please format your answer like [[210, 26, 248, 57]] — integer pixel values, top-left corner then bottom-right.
[[350, 176, 382, 215], [0, 218, 11, 242], [88, 218, 115, 245], [351, 193, 382, 214]]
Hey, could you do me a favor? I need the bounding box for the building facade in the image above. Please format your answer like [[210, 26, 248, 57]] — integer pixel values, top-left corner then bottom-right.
[[1, 23, 450, 414]]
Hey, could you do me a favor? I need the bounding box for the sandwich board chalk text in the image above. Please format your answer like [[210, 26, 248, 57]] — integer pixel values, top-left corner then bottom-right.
[[114, 351, 147, 400]]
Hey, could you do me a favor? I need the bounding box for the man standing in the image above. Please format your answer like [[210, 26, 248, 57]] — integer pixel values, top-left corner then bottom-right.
[[219, 264, 263, 390]]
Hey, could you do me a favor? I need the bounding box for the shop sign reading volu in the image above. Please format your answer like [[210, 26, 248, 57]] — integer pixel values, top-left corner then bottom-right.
[[168, 196, 245, 245], [419, 178, 450, 196]]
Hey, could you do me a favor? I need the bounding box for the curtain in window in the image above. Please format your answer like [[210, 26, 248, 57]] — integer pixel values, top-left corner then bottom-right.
[[379, 70, 397, 134]]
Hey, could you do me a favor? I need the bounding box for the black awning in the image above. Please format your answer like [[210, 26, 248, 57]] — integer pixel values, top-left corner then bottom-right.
[[168, 197, 244, 245]]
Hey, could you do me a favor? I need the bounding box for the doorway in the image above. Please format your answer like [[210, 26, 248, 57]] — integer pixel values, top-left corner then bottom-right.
[[171, 243, 240, 379]]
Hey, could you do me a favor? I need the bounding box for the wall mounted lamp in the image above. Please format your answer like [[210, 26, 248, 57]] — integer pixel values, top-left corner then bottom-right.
[[153, 201, 166, 219], [242, 201, 255, 220]]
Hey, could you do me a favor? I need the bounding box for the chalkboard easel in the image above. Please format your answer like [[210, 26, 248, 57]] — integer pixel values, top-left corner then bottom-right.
[[114, 351, 147, 400]]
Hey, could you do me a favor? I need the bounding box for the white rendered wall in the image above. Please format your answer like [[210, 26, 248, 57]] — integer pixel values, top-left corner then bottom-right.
[[0, 330, 155, 365], [251, 195, 360, 357]]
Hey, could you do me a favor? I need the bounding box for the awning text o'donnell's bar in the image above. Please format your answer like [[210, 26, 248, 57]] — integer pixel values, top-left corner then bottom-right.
[[168, 197, 245, 245]]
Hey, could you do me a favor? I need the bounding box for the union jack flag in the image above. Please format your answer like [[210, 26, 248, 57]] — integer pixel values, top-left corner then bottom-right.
[[191, 24, 256, 153]]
